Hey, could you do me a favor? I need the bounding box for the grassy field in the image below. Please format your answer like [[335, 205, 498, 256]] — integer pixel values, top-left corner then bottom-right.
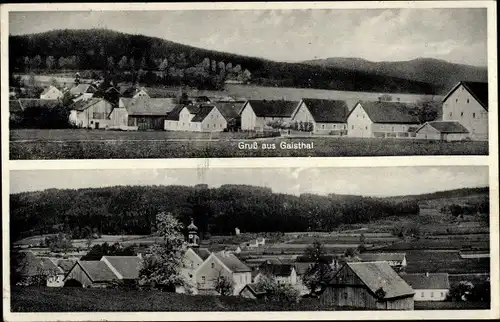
[[9, 287, 349, 312], [414, 301, 490, 310], [10, 129, 488, 159]]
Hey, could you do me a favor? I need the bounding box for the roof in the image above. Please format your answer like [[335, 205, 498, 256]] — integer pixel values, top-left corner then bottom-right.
[[193, 248, 211, 260], [245, 100, 299, 117], [296, 255, 334, 263], [242, 283, 267, 296], [329, 262, 415, 300], [165, 105, 185, 121], [13, 99, 60, 111], [78, 260, 118, 282], [70, 84, 96, 96], [442, 81, 488, 110], [17, 254, 64, 276], [352, 101, 420, 124], [300, 98, 349, 123], [102, 256, 141, 279], [400, 273, 450, 290], [41, 85, 60, 96], [70, 98, 105, 112], [214, 102, 243, 120], [260, 264, 295, 277], [215, 252, 252, 273], [56, 259, 77, 273], [357, 253, 406, 262], [418, 121, 469, 134], [105, 87, 120, 93], [294, 262, 312, 276], [191, 105, 215, 122], [121, 97, 177, 116]]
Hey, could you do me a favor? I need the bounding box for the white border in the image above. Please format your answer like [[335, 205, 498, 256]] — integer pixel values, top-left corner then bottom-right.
[[1, 1, 499, 321]]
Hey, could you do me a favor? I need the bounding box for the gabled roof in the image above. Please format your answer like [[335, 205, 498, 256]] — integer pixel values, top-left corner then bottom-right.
[[70, 84, 96, 96], [400, 273, 450, 290], [121, 86, 149, 98], [245, 100, 299, 118], [417, 121, 469, 134], [214, 102, 243, 120], [299, 98, 349, 123], [185, 105, 201, 114], [78, 261, 118, 282], [260, 264, 295, 277], [215, 252, 252, 273], [17, 253, 64, 276], [241, 283, 268, 297], [105, 87, 120, 93], [356, 253, 406, 263], [70, 97, 106, 112], [329, 262, 414, 300], [102, 256, 141, 279], [165, 105, 185, 121], [351, 101, 420, 124], [193, 248, 211, 260], [120, 97, 177, 116], [191, 105, 216, 122], [442, 81, 488, 110], [56, 259, 77, 273], [41, 85, 61, 96]]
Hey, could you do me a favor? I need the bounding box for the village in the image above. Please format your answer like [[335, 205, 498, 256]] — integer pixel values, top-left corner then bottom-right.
[[9, 73, 489, 142]]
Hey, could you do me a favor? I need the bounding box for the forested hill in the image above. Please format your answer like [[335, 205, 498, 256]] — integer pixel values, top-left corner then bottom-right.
[[10, 184, 420, 241], [302, 57, 488, 94], [9, 28, 437, 94]]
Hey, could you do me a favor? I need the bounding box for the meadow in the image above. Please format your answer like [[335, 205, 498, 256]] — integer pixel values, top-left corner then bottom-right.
[[10, 129, 488, 159]]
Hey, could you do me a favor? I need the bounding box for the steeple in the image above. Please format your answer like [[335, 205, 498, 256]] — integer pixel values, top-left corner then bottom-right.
[[186, 217, 199, 248]]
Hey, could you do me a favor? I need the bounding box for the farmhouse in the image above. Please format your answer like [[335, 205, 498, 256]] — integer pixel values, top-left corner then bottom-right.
[[40, 85, 64, 100], [164, 104, 231, 132], [69, 84, 97, 100], [319, 262, 415, 310], [254, 263, 298, 285], [415, 121, 469, 141], [400, 273, 450, 301], [240, 100, 299, 131], [347, 101, 420, 138], [441, 81, 488, 140], [64, 260, 118, 288], [195, 250, 252, 295], [291, 98, 349, 135], [355, 253, 407, 269], [69, 98, 113, 129], [110, 97, 177, 130]]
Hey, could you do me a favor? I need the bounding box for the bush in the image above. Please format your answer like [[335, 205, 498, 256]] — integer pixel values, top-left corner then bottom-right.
[[255, 275, 301, 305]]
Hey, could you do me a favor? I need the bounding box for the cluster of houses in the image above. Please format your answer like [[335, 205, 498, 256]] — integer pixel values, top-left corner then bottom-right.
[[16, 220, 458, 311], [9, 80, 488, 141]]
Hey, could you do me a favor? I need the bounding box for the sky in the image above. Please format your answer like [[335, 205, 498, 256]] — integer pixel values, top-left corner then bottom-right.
[[8, 8, 487, 66], [10, 166, 488, 197]]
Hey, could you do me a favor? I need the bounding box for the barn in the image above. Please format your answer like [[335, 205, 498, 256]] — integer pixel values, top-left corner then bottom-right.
[[318, 262, 415, 310], [63, 260, 118, 288], [69, 98, 114, 129], [112, 97, 177, 130], [240, 100, 298, 131], [291, 98, 349, 135], [415, 121, 469, 141]]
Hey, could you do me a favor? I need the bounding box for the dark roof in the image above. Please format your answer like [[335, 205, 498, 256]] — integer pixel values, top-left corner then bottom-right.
[[216, 252, 252, 272], [185, 105, 201, 114], [260, 264, 295, 277], [296, 255, 334, 263], [241, 283, 267, 297], [215, 102, 243, 120], [78, 261, 118, 282], [120, 86, 149, 98], [9, 100, 23, 113], [165, 105, 185, 121], [193, 248, 211, 260], [352, 101, 420, 124], [329, 262, 414, 299], [356, 253, 406, 262], [245, 100, 299, 117], [443, 81, 488, 110], [300, 98, 349, 123], [400, 273, 450, 290], [120, 97, 177, 116], [70, 84, 96, 96], [70, 98, 106, 112], [191, 105, 215, 122], [105, 87, 120, 93], [102, 256, 141, 279], [419, 121, 469, 134], [294, 262, 312, 276]]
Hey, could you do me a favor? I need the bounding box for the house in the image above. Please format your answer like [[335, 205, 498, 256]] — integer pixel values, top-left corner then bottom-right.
[[240, 100, 299, 131], [40, 85, 64, 100], [459, 250, 490, 259], [319, 262, 415, 310], [239, 283, 268, 299], [441, 81, 488, 140], [355, 253, 407, 269], [195, 250, 252, 295], [347, 101, 420, 138], [400, 273, 450, 301], [415, 121, 469, 141], [69, 84, 97, 100], [64, 260, 119, 288], [291, 98, 349, 135], [214, 101, 244, 131], [121, 86, 150, 99], [110, 97, 177, 130], [254, 263, 297, 285], [15, 253, 65, 287], [69, 98, 113, 129], [164, 104, 230, 132]]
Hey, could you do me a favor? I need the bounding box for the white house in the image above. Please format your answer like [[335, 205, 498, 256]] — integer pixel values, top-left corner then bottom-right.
[[69, 84, 97, 101], [164, 104, 231, 132], [69, 98, 113, 129], [355, 253, 407, 269], [40, 85, 64, 100], [400, 273, 450, 301], [290, 98, 349, 135], [441, 81, 488, 141], [240, 100, 298, 131], [254, 263, 298, 285], [347, 101, 420, 138]]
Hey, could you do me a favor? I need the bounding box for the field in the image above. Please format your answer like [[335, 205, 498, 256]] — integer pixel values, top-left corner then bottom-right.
[[9, 287, 349, 312], [10, 129, 488, 159], [413, 301, 490, 310]]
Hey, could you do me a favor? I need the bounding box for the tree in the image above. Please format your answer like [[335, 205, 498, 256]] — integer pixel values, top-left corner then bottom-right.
[[378, 94, 392, 102], [50, 77, 59, 88], [118, 56, 128, 70], [159, 58, 169, 71], [129, 57, 136, 71], [302, 241, 333, 295], [255, 274, 300, 305], [214, 274, 234, 296], [45, 232, 72, 253], [107, 56, 115, 70], [46, 56, 56, 70], [447, 281, 474, 301], [411, 99, 441, 123], [32, 55, 42, 70], [138, 212, 189, 291]]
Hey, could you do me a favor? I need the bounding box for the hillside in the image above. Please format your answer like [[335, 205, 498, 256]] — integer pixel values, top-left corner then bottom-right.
[[302, 57, 488, 94], [9, 28, 437, 94]]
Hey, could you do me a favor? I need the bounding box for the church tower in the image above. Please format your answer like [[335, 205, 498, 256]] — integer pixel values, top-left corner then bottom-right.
[[186, 217, 200, 248]]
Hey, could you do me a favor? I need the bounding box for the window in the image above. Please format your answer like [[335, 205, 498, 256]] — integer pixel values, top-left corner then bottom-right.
[[461, 112, 464, 117], [456, 99, 458, 103], [240, 276, 243, 283], [365, 126, 368, 130], [392, 126, 395, 132], [430, 292, 434, 298], [343, 292, 348, 299], [467, 99, 470, 103], [473, 113, 476, 118], [421, 292, 424, 298], [211, 263, 215, 269], [363, 115, 365, 119], [201, 276, 206, 283], [322, 124, 325, 129], [449, 112, 452, 118], [352, 125, 354, 130], [441, 292, 444, 297]]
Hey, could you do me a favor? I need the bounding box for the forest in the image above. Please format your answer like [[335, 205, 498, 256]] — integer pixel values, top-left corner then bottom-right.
[[10, 184, 420, 242], [9, 29, 437, 94]]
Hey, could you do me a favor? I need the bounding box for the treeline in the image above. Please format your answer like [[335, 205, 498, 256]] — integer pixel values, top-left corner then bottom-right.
[[10, 184, 420, 242], [384, 187, 489, 203], [9, 28, 437, 94]]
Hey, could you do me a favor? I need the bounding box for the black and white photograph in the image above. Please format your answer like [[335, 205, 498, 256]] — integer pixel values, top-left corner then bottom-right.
[[6, 166, 492, 313], [5, 4, 493, 159]]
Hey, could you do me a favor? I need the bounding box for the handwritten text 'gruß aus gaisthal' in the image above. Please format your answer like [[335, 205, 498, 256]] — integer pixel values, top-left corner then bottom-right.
[[238, 141, 314, 150]]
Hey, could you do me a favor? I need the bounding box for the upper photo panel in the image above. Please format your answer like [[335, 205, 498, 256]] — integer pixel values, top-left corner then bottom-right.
[[7, 7, 491, 159]]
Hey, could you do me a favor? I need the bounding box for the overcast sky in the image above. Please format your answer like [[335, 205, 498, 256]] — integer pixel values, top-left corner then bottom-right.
[[10, 166, 488, 197], [9, 8, 487, 66]]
